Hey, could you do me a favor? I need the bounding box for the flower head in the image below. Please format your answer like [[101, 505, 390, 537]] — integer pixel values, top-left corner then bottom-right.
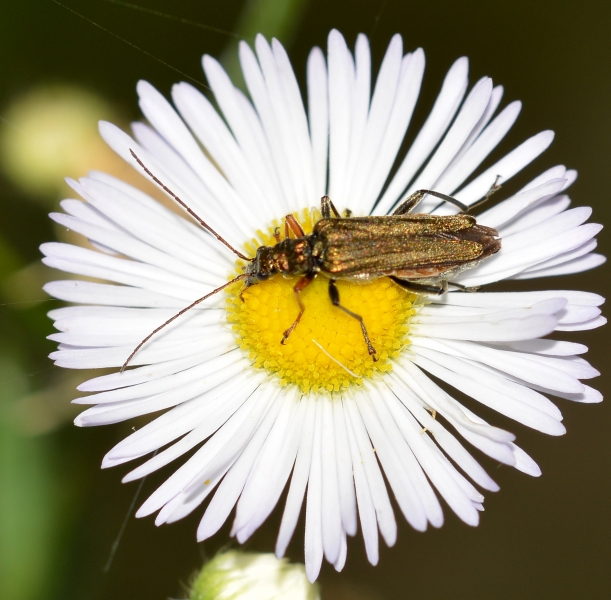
[[42, 30, 604, 582], [189, 551, 319, 600]]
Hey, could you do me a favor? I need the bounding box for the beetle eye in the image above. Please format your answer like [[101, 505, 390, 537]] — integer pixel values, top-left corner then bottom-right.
[[256, 272, 270, 281]]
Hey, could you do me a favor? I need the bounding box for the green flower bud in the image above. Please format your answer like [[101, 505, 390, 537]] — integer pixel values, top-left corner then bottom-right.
[[190, 551, 320, 600]]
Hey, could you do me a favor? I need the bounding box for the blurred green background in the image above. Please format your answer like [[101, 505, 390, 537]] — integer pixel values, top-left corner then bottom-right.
[[0, 1, 609, 599]]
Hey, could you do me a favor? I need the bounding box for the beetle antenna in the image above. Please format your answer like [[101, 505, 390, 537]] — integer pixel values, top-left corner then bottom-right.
[[130, 149, 251, 261], [121, 273, 248, 372]]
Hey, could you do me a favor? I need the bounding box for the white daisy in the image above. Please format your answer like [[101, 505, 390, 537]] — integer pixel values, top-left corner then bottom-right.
[[42, 30, 605, 582]]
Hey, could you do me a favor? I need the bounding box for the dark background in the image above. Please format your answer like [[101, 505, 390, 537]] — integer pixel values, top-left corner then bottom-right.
[[0, 1, 609, 599]]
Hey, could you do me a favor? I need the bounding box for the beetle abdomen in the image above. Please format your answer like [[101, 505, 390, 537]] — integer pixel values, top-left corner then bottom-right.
[[314, 215, 500, 278]]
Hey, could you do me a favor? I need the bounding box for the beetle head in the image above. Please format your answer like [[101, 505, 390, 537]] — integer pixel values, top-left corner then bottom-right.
[[244, 246, 276, 288]]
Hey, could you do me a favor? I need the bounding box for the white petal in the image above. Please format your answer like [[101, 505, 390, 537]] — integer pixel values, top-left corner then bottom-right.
[[50, 212, 214, 283], [495, 339, 587, 356], [332, 400, 357, 536], [269, 37, 317, 206], [344, 400, 379, 565], [497, 193, 571, 237], [432, 289, 603, 308], [304, 399, 324, 582], [76, 350, 221, 391], [478, 178, 568, 229], [365, 48, 425, 214], [412, 351, 566, 435], [516, 165, 571, 194], [460, 224, 603, 286], [327, 29, 355, 204], [196, 388, 283, 539], [346, 34, 403, 214], [120, 376, 259, 477], [171, 82, 278, 220], [344, 401, 397, 547], [376, 57, 469, 214], [276, 399, 316, 558], [136, 80, 256, 238], [136, 386, 268, 518], [203, 53, 286, 211], [357, 387, 432, 530], [42, 246, 219, 302], [510, 444, 542, 476], [232, 390, 303, 541], [44, 280, 182, 308], [434, 99, 522, 203], [76, 354, 249, 426], [416, 297, 567, 324], [502, 207, 593, 253], [59, 198, 119, 231], [514, 253, 606, 279], [320, 397, 342, 564], [101, 116, 245, 244], [516, 238, 598, 274], [556, 315, 607, 331], [439, 84, 505, 178], [412, 313, 558, 342], [394, 361, 519, 467], [53, 330, 235, 370], [307, 47, 329, 195], [454, 130, 555, 204], [414, 337, 584, 395], [409, 77, 493, 194], [333, 531, 348, 572], [239, 41, 301, 211], [383, 378, 499, 491], [394, 361, 515, 442]]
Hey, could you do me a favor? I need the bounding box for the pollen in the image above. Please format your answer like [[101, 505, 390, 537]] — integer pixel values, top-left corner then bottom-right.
[[225, 209, 419, 395]]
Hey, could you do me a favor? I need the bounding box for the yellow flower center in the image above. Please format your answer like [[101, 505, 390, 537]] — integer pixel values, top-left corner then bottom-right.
[[226, 209, 419, 395]]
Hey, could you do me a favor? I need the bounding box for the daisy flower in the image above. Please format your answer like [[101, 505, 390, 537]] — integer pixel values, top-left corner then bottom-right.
[[42, 30, 605, 582]]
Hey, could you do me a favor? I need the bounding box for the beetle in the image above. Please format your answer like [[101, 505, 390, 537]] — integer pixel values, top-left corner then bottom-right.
[[121, 150, 501, 370], [243, 193, 500, 360]]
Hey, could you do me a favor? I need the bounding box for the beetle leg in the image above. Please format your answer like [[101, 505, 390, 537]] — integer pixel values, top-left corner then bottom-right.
[[328, 279, 378, 361], [392, 190, 427, 214], [285, 214, 306, 238], [447, 281, 480, 292], [466, 175, 503, 211], [390, 276, 446, 295], [321, 195, 341, 218], [431, 177, 503, 214], [393, 190, 469, 215], [281, 273, 316, 344], [273, 226, 281, 243]]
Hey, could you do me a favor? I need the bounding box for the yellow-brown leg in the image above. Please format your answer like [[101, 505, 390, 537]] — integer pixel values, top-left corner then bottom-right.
[[285, 214, 306, 238], [281, 273, 316, 344]]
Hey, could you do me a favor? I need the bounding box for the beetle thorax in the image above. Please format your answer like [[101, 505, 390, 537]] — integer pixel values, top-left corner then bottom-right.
[[261, 238, 312, 276]]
